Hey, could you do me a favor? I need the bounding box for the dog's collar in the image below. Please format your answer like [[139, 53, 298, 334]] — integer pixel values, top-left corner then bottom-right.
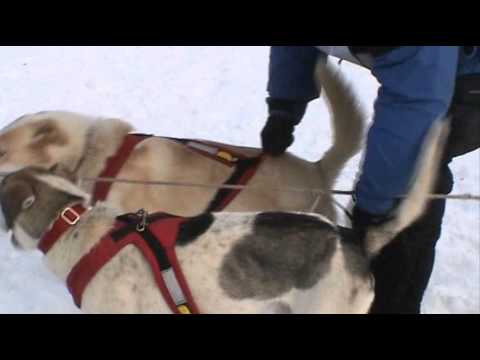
[[38, 203, 89, 254]]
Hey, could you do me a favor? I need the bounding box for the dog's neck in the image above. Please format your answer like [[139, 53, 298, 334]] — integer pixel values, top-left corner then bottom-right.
[[70, 119, 134, 194], [43, 204, 119, 281], [37, 200, 89, 254]]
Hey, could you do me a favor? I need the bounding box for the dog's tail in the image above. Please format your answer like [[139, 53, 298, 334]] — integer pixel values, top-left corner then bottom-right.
[[315, 60, 367, 186], [364, 118, 450, 260]]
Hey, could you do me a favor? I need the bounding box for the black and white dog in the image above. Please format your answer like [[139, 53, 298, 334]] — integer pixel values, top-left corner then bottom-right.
[[0, 120, 449, 314]]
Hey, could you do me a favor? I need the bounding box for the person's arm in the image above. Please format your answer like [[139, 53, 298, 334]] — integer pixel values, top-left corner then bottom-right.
[[262, 46, 322, 156], [354, 46, 459, 217], [267, 46, 322, 102]]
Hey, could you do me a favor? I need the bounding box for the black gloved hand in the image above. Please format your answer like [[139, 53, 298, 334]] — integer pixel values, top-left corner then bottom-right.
[[261, 98, 308, 156], [261, 113, 298, 156]]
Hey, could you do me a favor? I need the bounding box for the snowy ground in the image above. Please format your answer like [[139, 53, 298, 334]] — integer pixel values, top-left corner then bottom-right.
[[0, 46, 478, 314]]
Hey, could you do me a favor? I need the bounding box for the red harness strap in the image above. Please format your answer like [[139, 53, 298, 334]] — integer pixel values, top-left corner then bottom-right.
[[205, 156, 264, 212], [66, 212, 199, 314], [171, 138, 265, 211], [92, 134, 263, 211], [38, 204, 88, 254], [93, 134, 152, 203]]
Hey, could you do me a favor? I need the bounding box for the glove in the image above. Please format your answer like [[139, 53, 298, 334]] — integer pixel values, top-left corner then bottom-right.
[[261, 113, 298, 156], [261, 98, 308, 156]]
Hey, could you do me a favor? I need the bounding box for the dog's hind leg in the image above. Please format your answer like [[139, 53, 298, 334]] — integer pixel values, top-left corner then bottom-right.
[[261, 301, 293, 314]]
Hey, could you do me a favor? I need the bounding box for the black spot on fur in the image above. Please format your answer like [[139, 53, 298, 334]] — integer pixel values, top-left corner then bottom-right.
[[254, 212, 336, 232], [176, 213, 214, 246], [219, 212, 338, 300]]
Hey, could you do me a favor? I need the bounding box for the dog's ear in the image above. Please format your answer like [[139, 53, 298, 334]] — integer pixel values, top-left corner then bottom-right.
[[0, 179, 35, 229], [32, 120, 57, 141], [48, 163, 78, 183], [35, 168, 90, 205]]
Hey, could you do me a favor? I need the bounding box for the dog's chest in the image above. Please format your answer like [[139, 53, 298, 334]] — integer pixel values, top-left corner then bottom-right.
[[79, 214, 255, 313], [45, 209, 118, 281], [174, 217, 257, 313], [81, 245, 171, 313]]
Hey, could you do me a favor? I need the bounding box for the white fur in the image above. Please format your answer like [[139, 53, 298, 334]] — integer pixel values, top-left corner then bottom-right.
[[36, 174, 91, 203], [0, 163, 25, 174], [12, 223, 39, 250], [315, 60, 366, 186]]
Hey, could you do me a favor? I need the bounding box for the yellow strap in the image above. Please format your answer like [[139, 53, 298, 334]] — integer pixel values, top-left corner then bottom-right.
[[177, 305, 192, 314], [217, 151, 238, 163]]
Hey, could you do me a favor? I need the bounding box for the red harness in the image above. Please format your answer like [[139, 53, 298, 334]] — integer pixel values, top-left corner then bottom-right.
[[39, 204, 88, 254], [92, 134, 264, 211], [36, 135, 263, 313], [38, 206, 199, 314], [93, 134, 150, 202]]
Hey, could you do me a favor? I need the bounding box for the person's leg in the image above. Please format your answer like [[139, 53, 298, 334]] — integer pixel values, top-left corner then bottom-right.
[[369, 160, 453, 314], [364, 48, 480, 314]]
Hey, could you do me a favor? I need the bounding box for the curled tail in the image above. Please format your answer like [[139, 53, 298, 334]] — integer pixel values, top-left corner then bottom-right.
[[364, 119, 450, 259], [315, 60, 367, 186]]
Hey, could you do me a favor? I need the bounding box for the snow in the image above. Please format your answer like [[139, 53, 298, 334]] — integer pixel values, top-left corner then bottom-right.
[[0, 46, 478, 314]]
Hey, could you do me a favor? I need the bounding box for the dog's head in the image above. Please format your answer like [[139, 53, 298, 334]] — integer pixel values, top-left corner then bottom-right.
[[0, 165, 90, 250], [0, 111, 99, 173]]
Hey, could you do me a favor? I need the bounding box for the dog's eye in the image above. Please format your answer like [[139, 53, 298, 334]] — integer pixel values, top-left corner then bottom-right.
[[22, 195, 36, 210], [0, 150, 6, 158]]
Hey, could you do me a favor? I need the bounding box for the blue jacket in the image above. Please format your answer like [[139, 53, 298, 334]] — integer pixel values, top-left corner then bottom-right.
[[268, 46, 480, 215]]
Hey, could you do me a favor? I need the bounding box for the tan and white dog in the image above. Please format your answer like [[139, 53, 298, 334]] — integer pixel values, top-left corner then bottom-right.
[[0, 62, 365, 221], [0, 119, 449, 314]]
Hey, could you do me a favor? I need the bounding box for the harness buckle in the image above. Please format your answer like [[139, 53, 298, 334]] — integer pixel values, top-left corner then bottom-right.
[[136, 209, 148, 232], [61, 207, 81, 225]]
